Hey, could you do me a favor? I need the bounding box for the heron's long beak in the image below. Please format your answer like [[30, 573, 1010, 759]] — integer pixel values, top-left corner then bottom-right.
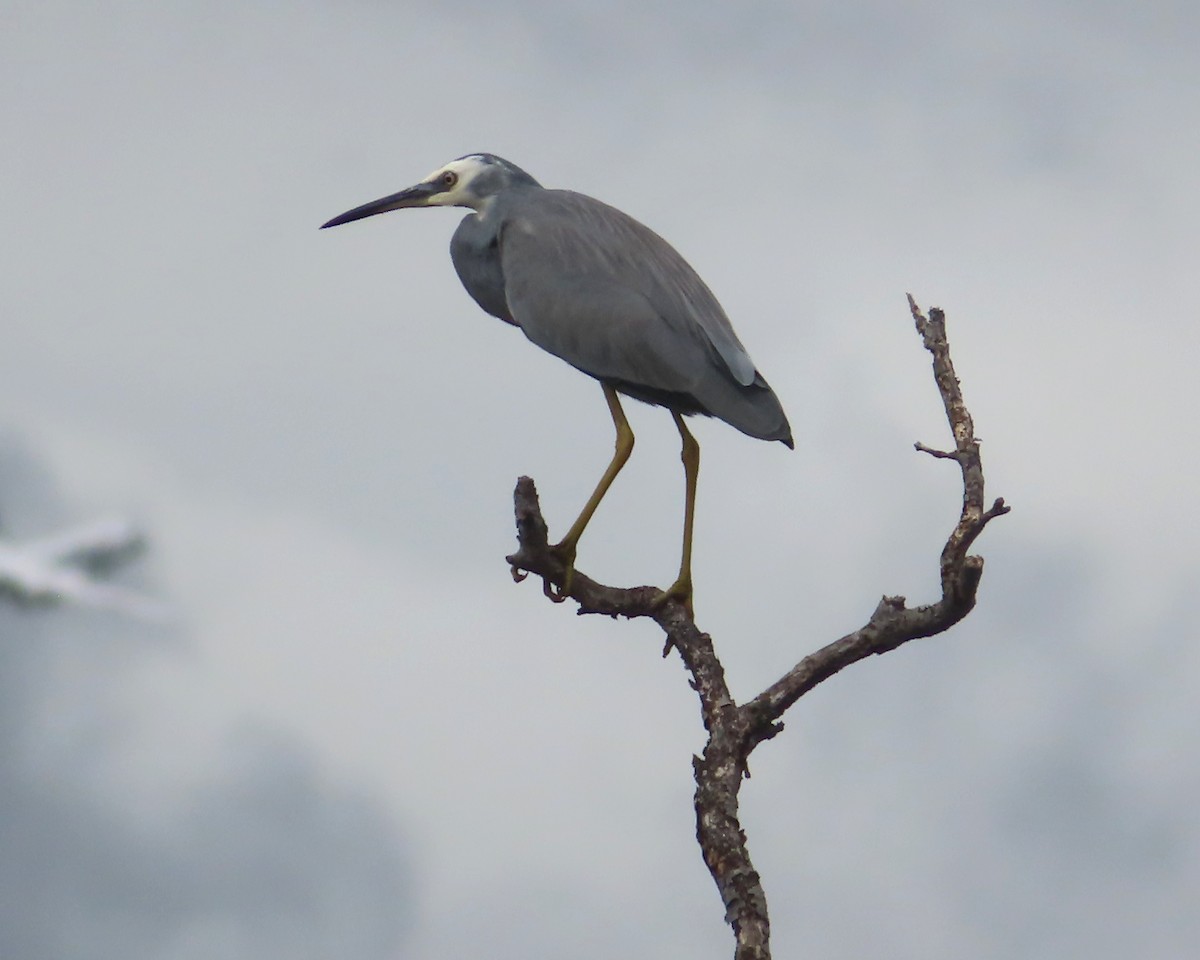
[[320, 181, 441, 229]]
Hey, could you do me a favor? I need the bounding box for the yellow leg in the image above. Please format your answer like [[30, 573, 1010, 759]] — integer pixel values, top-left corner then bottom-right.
[[547, 383, 635, 601], [658, 412, 699, 618]]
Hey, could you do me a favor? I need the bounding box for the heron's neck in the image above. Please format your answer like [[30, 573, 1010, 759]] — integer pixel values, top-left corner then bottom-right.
[[466, 194, 496, 218]]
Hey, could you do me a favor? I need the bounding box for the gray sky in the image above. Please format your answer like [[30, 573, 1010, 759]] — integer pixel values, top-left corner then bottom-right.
[[2, 1, 1198, 957]]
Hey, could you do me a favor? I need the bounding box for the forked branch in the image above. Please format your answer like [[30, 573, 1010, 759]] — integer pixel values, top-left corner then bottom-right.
[[506, 297, 1008, 960]]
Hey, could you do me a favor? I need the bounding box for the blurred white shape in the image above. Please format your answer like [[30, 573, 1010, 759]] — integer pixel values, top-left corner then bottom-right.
[[0, 516, 169, 620]]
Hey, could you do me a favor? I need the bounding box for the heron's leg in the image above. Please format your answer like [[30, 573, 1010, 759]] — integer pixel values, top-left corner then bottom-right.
[[547, 383, 635, 601], [657, 412, 699, 618]]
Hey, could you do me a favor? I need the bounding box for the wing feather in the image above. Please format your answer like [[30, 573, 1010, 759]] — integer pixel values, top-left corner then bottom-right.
[[494, 188, 792, 444], [499, 190, 756, 385]]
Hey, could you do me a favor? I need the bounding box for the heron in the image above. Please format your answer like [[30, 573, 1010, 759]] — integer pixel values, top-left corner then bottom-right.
[[321, 153, 792, 614]]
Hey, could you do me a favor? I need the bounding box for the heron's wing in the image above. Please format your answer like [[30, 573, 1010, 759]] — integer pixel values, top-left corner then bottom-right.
[[0, 545, 168, 620], [24, 517, 145, 569], [37, 571, 170, 620], [498, 190, 758, 389]]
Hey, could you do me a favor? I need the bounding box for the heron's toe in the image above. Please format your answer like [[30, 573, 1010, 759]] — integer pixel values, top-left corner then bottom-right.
[[654, 574, 694, 619], [544, 540, 578, 603]]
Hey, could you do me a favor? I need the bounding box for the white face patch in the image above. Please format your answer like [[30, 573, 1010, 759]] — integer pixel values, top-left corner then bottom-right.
[[418, 155, 493, 208]]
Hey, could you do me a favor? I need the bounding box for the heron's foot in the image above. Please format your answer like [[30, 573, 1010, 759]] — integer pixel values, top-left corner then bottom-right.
[[544, 540, 578, 603], [653, 574, 694, 619]]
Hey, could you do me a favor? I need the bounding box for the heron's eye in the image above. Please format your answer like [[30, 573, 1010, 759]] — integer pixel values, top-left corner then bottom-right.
[[440, 171, 458, 188]]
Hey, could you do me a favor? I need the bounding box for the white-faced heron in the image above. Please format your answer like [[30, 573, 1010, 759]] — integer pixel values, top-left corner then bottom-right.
[[321, 153, 792, 614]]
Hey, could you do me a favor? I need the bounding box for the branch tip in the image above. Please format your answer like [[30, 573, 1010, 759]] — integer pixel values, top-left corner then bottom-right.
[[914, 441, 959, 460], [984, 497, 1010, 519]]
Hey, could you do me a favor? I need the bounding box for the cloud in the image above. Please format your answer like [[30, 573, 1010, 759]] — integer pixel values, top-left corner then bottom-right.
[[0, 438, 409, 960]]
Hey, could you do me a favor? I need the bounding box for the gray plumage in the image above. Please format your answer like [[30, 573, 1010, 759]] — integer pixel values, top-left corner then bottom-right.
[[323, 153, 793, 447]]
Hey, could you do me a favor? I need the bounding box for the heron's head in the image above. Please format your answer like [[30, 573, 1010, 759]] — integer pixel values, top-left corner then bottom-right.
[[320, 154, 540, 228]]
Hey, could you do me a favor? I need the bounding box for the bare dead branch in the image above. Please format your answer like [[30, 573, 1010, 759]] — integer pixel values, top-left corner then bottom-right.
[[742, 297, 1009, 735], [505, 296, 1007, 960]]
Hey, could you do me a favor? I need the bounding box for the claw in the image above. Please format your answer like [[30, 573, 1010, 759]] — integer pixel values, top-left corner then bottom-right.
[[510, 565, 529, 583]]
